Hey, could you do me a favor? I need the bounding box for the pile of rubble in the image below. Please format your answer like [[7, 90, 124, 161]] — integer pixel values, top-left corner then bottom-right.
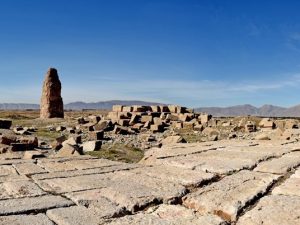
[[107, 105, 211, 134], [0, 119, 40, 156]]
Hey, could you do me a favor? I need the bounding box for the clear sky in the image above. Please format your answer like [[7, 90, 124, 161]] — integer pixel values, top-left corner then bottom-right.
[[1, 0, 300, 107]]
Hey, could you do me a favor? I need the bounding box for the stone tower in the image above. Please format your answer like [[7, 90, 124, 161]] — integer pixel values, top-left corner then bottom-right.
[[40, 68, 64, 118]]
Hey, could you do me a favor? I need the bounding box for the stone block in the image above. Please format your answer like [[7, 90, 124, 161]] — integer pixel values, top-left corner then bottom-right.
[[150, 124, 163, 132], [112, 105, 123, 112], [89, 131, 104, 140], [82, 141, 102, 152], [122, 106, 133, 112], [150, 105, 160, 112], [141, 115, 153, 123], [117, 119, 130, 126], [237, 195, 300, 225], [183, 170, 279, 222], [153, 117, 163, 125], [0, 120, 12, 129]]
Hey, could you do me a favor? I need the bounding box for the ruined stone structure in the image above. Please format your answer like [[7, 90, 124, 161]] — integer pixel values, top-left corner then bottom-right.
[[40, 68, 64, 119]]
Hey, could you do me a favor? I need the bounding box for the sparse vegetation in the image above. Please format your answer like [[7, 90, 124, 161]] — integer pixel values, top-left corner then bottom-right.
[[87, 143, 144, 163]]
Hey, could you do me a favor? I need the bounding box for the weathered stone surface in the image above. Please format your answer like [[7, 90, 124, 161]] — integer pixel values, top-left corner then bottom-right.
[[107, 204, 226, 225], [40, 68, 64, 119], [0, 180, 45, 199], [0, 133, 17, 145], [146, 149, 272, 174], [36, 173, 112, 193], [39, 157, 118, 172], [273, 172, 300, 197], [47, 206, 104, 225], [42, 167, 187, 212], [0, 195, 74, 215], [141, 144, 217, 162], [81, 141, 101, 152], [56, 143, 82, 157], [183, 170, 279, 222], [0, 120, 12, 129], [38, 161, 77, 172], [254, 151, 300, 174], [255, 132, 271, 140], [130, 165, 216, 187], [0, 174, 29, 183], [37, 170, 186, 211], [32, 164, 139, 180], [97, 171, 187, 211], [13, 163, 46, 175], [0, 140, 297, 224], [161, 135, 186, 145], [23, 150, 46, 159], [237, 195, 300, 225], [64, 193, 124, 217], [0, 214, 54, 225], [0, 165, 17, 176]]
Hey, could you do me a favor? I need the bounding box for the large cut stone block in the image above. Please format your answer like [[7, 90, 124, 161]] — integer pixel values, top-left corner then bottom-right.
[[237, 195, 300, 225], [183, 170, 279, 222], [254, 151, 300, 174], [0, 214, 54, 225], [0, 195, 74, 215]]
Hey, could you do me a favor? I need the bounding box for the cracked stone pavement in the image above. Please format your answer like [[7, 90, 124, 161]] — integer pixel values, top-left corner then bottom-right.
[[0, 139, 299, 224]]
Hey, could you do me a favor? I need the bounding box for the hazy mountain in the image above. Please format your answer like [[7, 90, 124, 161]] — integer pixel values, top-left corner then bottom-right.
[[0, 103, 39, 110], [0, 100, 162, 110], [64, 100, 163, 110], [2, 101, 300, 117], [195, 104, 300, 117]]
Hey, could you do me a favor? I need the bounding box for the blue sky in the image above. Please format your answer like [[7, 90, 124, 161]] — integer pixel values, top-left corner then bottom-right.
[[1, 0, 300, 107]]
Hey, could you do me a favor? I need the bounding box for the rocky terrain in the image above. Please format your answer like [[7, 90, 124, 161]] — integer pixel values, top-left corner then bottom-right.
[[0, 104, 300, 224], [0, 69, 299, 224]]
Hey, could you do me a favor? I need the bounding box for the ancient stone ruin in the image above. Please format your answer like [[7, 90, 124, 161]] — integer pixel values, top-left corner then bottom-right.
[[107, 104, 209, 134], [40, 68, 64, 119]]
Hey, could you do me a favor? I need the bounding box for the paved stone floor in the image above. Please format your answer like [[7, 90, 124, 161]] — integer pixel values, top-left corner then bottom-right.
[[0, 139, 299, 224]]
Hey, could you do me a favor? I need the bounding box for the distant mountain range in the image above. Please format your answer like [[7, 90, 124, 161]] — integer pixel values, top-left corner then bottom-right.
[[0, 100, 162, 110], [1, 101, 300, 117], [195, 104, 300, 117]]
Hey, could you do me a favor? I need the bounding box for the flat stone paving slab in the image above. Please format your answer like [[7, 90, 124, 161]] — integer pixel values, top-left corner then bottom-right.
[[273, 177, 300, 196], [36, 173, 113, 193], [183, 170, 279, 222], [151, 155, 259, 174], [142, 146, 280, 174], [0, 180, 45, 199], [0, 165, 17, 176], [254, 151, 300, 174], [0, 213, 54, 225], [128, 165, 216, 187], [0, 140, 298, 224], [237, 195, 300, 225], [13, 163, 46, 175], [0, 195, 74, 216], [0, 159, 35, 165], [0, 174, 29, 183], [273, 167, 300, 197], [32, 164, 139, 180], [65, 171, 187, 212], [106, 204, 227, 225], [65, 191, 125, 216], [38, 158, 122, 172], [47, 206, 105, 225]]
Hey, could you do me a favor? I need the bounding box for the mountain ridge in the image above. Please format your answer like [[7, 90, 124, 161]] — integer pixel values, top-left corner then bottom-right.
[[0, 100, 163, 110], [1, 101, 300, 117], [194, 104, 300, 117]]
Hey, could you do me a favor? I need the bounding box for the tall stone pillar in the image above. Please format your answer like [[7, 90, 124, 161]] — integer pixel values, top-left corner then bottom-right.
[[40, 68, 64, 118]]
